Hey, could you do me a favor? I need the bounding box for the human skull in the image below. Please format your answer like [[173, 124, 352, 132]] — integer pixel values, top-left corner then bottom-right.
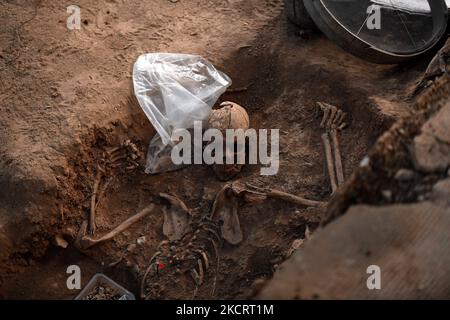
[[208, 101, 250, 131], [207, 101, 250, 181]]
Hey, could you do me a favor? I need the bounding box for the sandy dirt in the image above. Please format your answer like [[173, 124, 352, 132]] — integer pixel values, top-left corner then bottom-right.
[[258, 76, 450, 299], [0, 0, 430, 299]]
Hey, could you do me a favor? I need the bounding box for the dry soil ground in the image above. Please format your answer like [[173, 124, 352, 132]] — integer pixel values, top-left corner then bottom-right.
[[0, 0, 433, 299]]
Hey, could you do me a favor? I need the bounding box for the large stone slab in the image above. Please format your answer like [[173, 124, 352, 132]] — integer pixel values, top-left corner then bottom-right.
[[258, 197, 450, 299]]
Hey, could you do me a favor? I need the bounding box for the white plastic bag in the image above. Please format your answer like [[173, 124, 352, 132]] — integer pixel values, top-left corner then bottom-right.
[[132, 53, 231, 173]]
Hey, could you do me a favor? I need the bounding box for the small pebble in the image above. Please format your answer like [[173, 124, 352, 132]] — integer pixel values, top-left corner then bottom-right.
[[360, 156, 370, 167], [137, 236, 146, 245], [381, 190, 392, 201], [394, 169, 415, 181]]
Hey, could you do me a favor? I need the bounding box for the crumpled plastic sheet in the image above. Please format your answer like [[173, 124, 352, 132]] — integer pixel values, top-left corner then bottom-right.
[[133, 53, 231, 174]]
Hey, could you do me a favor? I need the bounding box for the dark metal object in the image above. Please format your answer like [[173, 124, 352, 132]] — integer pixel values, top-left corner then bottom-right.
[[303, 0, 448, 63]]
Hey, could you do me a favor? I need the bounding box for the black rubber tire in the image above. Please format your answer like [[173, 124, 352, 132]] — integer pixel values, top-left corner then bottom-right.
[[284, 0, 317, 30]]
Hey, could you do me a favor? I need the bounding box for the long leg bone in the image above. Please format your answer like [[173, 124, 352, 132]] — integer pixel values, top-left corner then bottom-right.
[[267, 188, 327, 207], [317, 102, 347, 192], [95, 176, 112, 210], [321, 132, 338, 193], [79, 204, 155, 249], [89, 168, 103, 234], [331, 129, 345, 187], [233, 182, 326, 207]]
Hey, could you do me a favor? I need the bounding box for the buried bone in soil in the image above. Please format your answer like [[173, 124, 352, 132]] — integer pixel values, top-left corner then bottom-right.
[[170, 121, 280, 176]]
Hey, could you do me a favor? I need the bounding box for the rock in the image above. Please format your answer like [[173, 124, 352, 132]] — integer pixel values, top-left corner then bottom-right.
[[430, 178, 450, 206], [394, 169, 415, 181], [136, 236, 146, 245], [54, 234, 68, 249], [359, 156, 370, 168], [414, 38, 450, 94], [258, 202, 450, 299], [412, 102, 450, 172], [381, 190, 392, 201]]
